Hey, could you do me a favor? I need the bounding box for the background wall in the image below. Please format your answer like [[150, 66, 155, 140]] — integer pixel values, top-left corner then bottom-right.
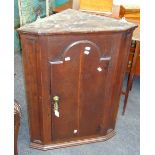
[[14, 0, 21, 53], [14, 0, 68, 53], [56, 0, 69, 6], [18, 0, 46, 25]]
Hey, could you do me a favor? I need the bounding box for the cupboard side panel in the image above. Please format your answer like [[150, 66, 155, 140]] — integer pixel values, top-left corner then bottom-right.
[[101, 33, 122, 134], [38, 36, 52, 144], [110, 31, 133, 128], [20, 35, 42, 143]]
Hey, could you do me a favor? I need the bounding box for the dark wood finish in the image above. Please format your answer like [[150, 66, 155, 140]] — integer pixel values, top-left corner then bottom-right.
[[135, 54, 140, 76], [54, 0, 140, 116], [14, 100, 21, 155], [124, 9, 140, 20], [126, 41, 140, 76], [18, 10, 136, 150], [30, 130, 115, 150]]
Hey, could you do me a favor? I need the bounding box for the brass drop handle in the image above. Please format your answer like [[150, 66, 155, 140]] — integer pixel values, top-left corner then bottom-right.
[[53, 96, 60, 117]]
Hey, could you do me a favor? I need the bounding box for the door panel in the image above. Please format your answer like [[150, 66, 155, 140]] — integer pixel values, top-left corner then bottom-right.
[[50, 40, 111, 142], [50, 48, 80, 141], [79, 43, 110, 136]]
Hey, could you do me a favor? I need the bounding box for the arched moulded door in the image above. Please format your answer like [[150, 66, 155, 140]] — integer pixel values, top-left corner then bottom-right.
[[49, 40, 111, 142]]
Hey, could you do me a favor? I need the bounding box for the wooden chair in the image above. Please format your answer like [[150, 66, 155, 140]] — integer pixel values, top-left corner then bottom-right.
[[122, 40, 140, 115], [72, 0, 125, 18], [122, 10, 140, 115], [14, 100, 21, 155], [54, 0, 125, 18]]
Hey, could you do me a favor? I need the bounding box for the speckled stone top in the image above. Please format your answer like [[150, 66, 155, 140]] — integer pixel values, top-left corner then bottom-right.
[[18, 9, 137, 34]]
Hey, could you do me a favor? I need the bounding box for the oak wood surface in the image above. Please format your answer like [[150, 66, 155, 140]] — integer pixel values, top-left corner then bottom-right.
[[30, 130, 115, 150], [54, 0, 140, 117], [18, 9, 136, 149]]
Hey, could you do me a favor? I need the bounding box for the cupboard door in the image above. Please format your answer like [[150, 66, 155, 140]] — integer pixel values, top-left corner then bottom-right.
[[50, 45, 80, 141], [50, 40, 111, 141], [78, 41, 111, 137]]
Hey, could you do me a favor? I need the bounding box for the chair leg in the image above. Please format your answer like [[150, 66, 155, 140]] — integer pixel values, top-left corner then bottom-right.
[[14, 100, 21, 155], [122, 91, 129, 115], [122, 75, 134, 115], [129, 78, 134, 91]]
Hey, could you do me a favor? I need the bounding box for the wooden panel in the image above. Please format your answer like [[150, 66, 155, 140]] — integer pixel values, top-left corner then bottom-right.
[[126, 41, 140, 76], [126, 53, 134, 73], [50, 44, 80, 141], [80, 0, 113, 12], [79, 41, 110, 136], [48, 35, 118, 140], [21, 35, 52, 145], [110, 31, 133, 127], [100, 33, 123, 131], [135, 55, 140, 76], [37, 36, 52, 144], [126, 49, 140, 75], [21, 35, 42, 142]]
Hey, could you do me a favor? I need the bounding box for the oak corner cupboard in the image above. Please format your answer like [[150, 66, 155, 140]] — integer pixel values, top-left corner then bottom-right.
[[17, 9, 137, 150]]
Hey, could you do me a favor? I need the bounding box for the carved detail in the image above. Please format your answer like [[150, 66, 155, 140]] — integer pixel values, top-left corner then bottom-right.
[[62, 40, 101, 57], [49, 40, 111, 65]]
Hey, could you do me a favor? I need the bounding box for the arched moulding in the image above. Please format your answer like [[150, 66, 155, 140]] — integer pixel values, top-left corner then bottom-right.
[[49, 40, 111, 64]]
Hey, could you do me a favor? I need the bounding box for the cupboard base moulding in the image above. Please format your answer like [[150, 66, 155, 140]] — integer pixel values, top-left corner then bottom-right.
[[30, 130, 116, 151]]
